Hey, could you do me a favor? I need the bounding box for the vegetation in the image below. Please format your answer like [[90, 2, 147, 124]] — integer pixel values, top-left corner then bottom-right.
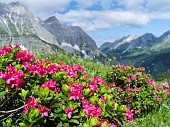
[[0, 44, 170, 127]]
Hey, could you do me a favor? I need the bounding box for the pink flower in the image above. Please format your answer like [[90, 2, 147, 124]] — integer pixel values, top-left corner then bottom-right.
[[126, 77, 131, 82], [69, 84, 82, 100], [59, 63, 83, 80], [46, 64, 59, 74], [82, 99, 101, 118], [23, 106, 29, 115], [116, 87, 122, 91], [65, 108, 73, 119], [24, 97, 38, 114], [92, 76, 106, 85], [136, 72, 142, 75], [156, 96, 162, 103], [86, 83, 97, 94], [153, 90, 157, 94], [99, 97, 106, 104], [0, 46, 11, 56], [39, 80, 59, 94], [126, 96, 132, 100], [125, 106, 133, 123], [16, 51, 34, 62], [162, 82, 169, 88], [125, 87, 132, 92], [38, 106, 49, 116], [109, 83, 115, 87], [1, 66, 24, 89], [148, 81, 157, 89], [135, 87, 140, 92], [22, 62, 30, 69], [44, 59, 50, 64], [26, 97, 38, 109], [131, 75, 136, 81], [124, 66, 130, 70]]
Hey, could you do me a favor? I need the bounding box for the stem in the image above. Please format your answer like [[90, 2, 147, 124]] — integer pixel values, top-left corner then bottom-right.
[[0, 105, 25, 113]]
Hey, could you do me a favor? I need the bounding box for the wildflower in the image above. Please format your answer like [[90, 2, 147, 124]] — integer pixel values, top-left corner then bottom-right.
[[16, 51, 34, 62], [38, 106, 49, 116], [126, 78, 131, 82], [99, 97, 106, 104], [131, 75, 136, 81], [86, 83, 97, 94], [126, 96, 132, 101], [39, 80, 59, 94], [125, 87, 132, 92], [82, 99, 101, 118], [0, 46, 11, 56], [69, 84, 82, 100], [156, 96, 162, 103], [65, 108, 73, 119], [162, 82, 169, 88], [1, 66, 24, 89], [135, 87, 140, 92], [24, 97, 38, 114], [124, 106, 133, 123]]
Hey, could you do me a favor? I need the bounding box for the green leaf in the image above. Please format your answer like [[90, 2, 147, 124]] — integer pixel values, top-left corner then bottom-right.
[[69, 119, 79, 124], [57, 123, 63, 127], [19, 122, 29, 127], [0, 91, 6, 98]]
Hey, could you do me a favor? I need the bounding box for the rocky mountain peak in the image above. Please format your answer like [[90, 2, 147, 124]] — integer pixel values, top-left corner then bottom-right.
[[45, 16, 60, 24]]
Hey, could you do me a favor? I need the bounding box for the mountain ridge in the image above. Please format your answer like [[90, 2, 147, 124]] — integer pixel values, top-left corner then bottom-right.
[[100, 30, 170, 77], [0, 1, 101, 59]]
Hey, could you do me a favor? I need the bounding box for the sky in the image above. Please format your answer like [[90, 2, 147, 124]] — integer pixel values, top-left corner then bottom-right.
[[1, 0, 170, 47]]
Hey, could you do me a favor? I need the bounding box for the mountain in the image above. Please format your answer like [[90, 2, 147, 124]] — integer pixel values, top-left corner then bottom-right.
[[0, 2, 60, 53], [41, 16, 100, 58], [0, 2, 101, 58], [100, 31, 170, 78]]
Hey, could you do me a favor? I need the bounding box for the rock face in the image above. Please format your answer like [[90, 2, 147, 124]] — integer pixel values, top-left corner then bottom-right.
[[100, 31, 170, 78], [42, 16, 99, 58], [0, 2, 101, 58]]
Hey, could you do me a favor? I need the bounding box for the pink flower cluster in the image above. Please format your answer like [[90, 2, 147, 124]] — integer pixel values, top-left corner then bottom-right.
[[69, 84, 82, 100], [24, 97, 49, 117], [0, 65, 24, 89], [99, 97, 106, 104], [86, 76, 106, 94], [91, 76, 106, 85], [64, 108, 73, 119], [39, 80, 59, 94], [126, 74, 137, 82], [59, 62, 83, 80], [16, 51, 34, 62], [28, 60, 59, 77], [0, 46, 11, 56], [82, 99, 101, 118], [124, 106, 133, 123], [156, 96, 162, 103]]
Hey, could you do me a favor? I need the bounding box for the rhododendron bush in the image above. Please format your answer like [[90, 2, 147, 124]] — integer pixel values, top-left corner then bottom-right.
[[0, 45, 169, 127], [0, 45, 130, 127], [107, 65, 170, 117]]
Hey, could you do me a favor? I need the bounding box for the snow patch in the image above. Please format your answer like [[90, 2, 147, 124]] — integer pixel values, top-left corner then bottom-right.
[[114, 35, 138, 49]]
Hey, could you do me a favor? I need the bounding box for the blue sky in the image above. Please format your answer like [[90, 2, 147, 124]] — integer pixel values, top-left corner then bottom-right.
[[2, 0, 170, 47]]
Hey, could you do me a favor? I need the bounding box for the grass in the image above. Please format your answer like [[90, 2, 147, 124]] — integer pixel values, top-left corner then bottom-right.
[[125, 101, 170, 127]]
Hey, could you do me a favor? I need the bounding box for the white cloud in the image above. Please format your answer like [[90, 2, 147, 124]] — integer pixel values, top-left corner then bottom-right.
[[0, 0, 72, 19], [114, 0, 145, 9], [55, 10, 150, 31], [74, 0, 98, 8], [146, 0, 170, 10], [0, 0, 170, 32]]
